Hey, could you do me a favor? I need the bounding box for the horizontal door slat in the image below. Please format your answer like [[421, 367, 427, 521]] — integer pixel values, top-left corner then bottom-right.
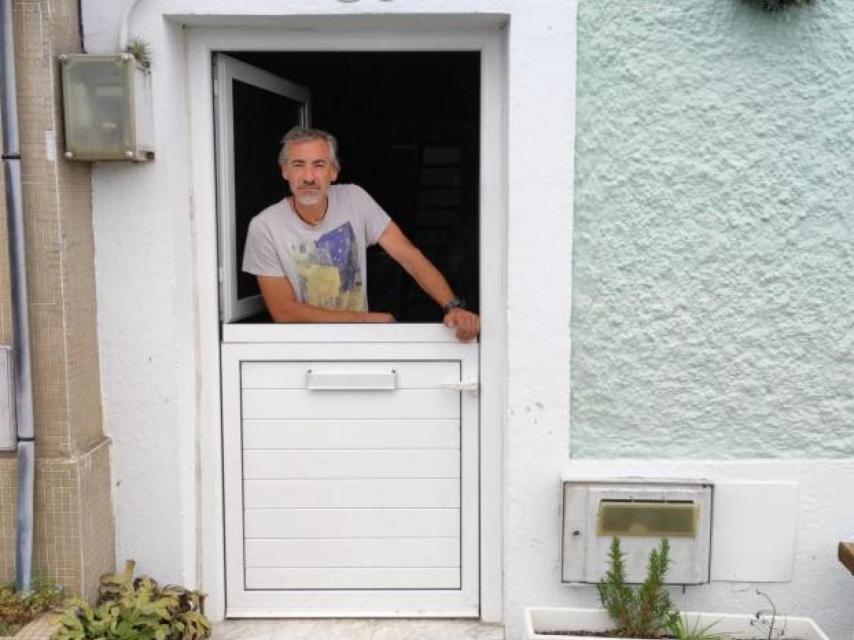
[[244, 508, 460, 538], [242, 361, 459, 389], [244, 479, 460, 509], [242, 389, 459, 420], [245, 567, 460, 590], [245, 538, 460, 568], [243, 450, 460, 479], [242, 419, 460, 450]]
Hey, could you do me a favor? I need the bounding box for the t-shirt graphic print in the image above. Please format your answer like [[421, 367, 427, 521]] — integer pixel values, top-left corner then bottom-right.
[[291, 222, 365, 311]]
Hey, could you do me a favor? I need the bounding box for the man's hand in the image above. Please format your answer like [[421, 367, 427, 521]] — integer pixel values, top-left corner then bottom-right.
[[444, 308, 480, 342]]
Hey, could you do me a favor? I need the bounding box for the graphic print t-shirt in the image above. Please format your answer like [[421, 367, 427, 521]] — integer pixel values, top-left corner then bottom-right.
[[242, 184, 391, 311]]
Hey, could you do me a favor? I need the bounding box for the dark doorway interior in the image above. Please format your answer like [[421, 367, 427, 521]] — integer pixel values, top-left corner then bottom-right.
[[228, 51, 480, 323]]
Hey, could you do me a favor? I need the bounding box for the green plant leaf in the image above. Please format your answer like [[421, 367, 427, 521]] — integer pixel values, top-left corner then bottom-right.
[[667, 614, 728, 640], [50, 560, 214, 640], [596, 537, 678, 638]]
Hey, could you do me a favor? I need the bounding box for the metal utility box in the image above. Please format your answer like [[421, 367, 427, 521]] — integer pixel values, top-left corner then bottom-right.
[[562, 478, 712, 585], [59, 54, 154, 162], [0, 346, 15, 451]]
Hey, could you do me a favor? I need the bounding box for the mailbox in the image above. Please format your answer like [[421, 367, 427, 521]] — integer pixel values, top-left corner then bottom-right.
[[562, 478, 712, 584]]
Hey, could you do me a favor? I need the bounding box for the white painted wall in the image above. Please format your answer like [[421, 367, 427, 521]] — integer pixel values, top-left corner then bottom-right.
[[85, 2, 198, 590], [81, 2, 854, 639]]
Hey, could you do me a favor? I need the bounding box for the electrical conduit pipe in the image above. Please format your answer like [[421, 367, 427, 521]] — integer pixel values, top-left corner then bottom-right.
[[0, 0, 37, 593]]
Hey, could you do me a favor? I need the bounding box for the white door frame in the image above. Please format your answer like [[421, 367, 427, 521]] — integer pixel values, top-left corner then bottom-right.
[[187, 23, 507, 622]]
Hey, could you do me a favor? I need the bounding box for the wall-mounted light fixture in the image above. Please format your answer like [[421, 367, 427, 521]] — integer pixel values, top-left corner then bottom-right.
[[59, 53, 154, 162]]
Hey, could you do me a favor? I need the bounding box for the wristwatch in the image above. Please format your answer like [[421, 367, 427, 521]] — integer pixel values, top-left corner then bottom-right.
[[442, 296, 467, 314]]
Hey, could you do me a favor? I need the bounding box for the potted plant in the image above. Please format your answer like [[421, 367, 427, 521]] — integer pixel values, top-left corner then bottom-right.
[[524, 538, 830, 640], [52, 560, 211, 640]]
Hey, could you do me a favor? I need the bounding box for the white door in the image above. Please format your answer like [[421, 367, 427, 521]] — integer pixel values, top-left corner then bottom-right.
[[221, 340, 480, 616]]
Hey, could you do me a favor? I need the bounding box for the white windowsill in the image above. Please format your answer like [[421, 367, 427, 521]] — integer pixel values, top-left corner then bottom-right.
[[222, 322, 464, 343]]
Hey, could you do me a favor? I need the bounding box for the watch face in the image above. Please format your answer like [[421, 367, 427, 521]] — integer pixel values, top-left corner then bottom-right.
[[444, 297, 466, 313]]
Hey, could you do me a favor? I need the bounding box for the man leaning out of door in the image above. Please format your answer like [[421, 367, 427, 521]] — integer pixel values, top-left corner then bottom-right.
[[242, 126, 480, 342]]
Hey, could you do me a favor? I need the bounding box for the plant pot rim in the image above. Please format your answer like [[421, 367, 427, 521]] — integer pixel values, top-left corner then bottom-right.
[[524, 606, 830, 640]]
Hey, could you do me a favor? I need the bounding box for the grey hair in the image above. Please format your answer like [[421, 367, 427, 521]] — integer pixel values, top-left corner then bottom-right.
[[278, 126, 340, 169]]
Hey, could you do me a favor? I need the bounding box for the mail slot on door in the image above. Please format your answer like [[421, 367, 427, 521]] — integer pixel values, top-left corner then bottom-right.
[[562, 479, 712, 584]]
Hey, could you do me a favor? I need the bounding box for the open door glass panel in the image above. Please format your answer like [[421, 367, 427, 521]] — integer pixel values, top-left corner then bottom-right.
[[215, 54, 311, 322], [233, 81, 307, 303], [217, 52, 480, 325]]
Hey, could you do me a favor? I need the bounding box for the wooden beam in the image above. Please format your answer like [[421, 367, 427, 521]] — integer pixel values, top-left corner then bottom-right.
[[839, 542, 854, 575]]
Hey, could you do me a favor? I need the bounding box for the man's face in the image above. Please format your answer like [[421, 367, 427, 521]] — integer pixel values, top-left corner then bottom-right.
[[281, 139, 339, 207]]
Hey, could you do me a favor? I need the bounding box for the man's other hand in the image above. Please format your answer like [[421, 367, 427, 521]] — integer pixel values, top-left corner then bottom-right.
[[444, 308, 480, 342]]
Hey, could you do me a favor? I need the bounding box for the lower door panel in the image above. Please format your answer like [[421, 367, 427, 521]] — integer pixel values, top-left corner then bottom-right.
[[222, 342, 479, 617]]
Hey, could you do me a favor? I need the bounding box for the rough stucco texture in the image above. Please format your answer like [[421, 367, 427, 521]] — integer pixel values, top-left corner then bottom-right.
[[571, 0, 854, 458]]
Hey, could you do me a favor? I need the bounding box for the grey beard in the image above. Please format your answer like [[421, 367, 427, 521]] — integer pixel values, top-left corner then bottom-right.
[[294, 192, 322, 207]]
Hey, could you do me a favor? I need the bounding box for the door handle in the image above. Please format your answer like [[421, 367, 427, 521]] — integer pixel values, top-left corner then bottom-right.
[[306, 369, 397, 391], [441, 381, 479, 392]]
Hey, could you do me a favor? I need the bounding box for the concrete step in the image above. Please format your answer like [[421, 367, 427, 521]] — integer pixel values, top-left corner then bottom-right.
[[213, 619, 504, 640]]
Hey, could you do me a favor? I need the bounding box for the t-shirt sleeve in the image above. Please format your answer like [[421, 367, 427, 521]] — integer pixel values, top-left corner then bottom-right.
[[242, 216, 284, 276], [352, 185, 392, 245]]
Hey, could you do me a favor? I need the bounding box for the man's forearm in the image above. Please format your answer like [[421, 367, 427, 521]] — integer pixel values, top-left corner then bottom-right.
[[375, 222, 478, 340], [398, 248, 456, 309], [270, 301, 390, 323]]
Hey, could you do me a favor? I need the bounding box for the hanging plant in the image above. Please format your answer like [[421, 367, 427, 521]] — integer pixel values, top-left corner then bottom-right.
[[123, 37, 152, 68], [743, 0, 813, 11]]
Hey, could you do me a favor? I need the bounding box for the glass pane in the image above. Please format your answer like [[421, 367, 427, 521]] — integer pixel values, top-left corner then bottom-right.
[[597, 501, 698, 537], [232, 79, 304, 300]]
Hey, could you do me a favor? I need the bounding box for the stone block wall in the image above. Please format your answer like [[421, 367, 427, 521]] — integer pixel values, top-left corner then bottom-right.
[[0, 0, 114, 602]]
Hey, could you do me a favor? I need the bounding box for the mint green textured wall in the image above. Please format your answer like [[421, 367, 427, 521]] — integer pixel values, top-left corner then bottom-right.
[[571, 1, 854, 458]]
